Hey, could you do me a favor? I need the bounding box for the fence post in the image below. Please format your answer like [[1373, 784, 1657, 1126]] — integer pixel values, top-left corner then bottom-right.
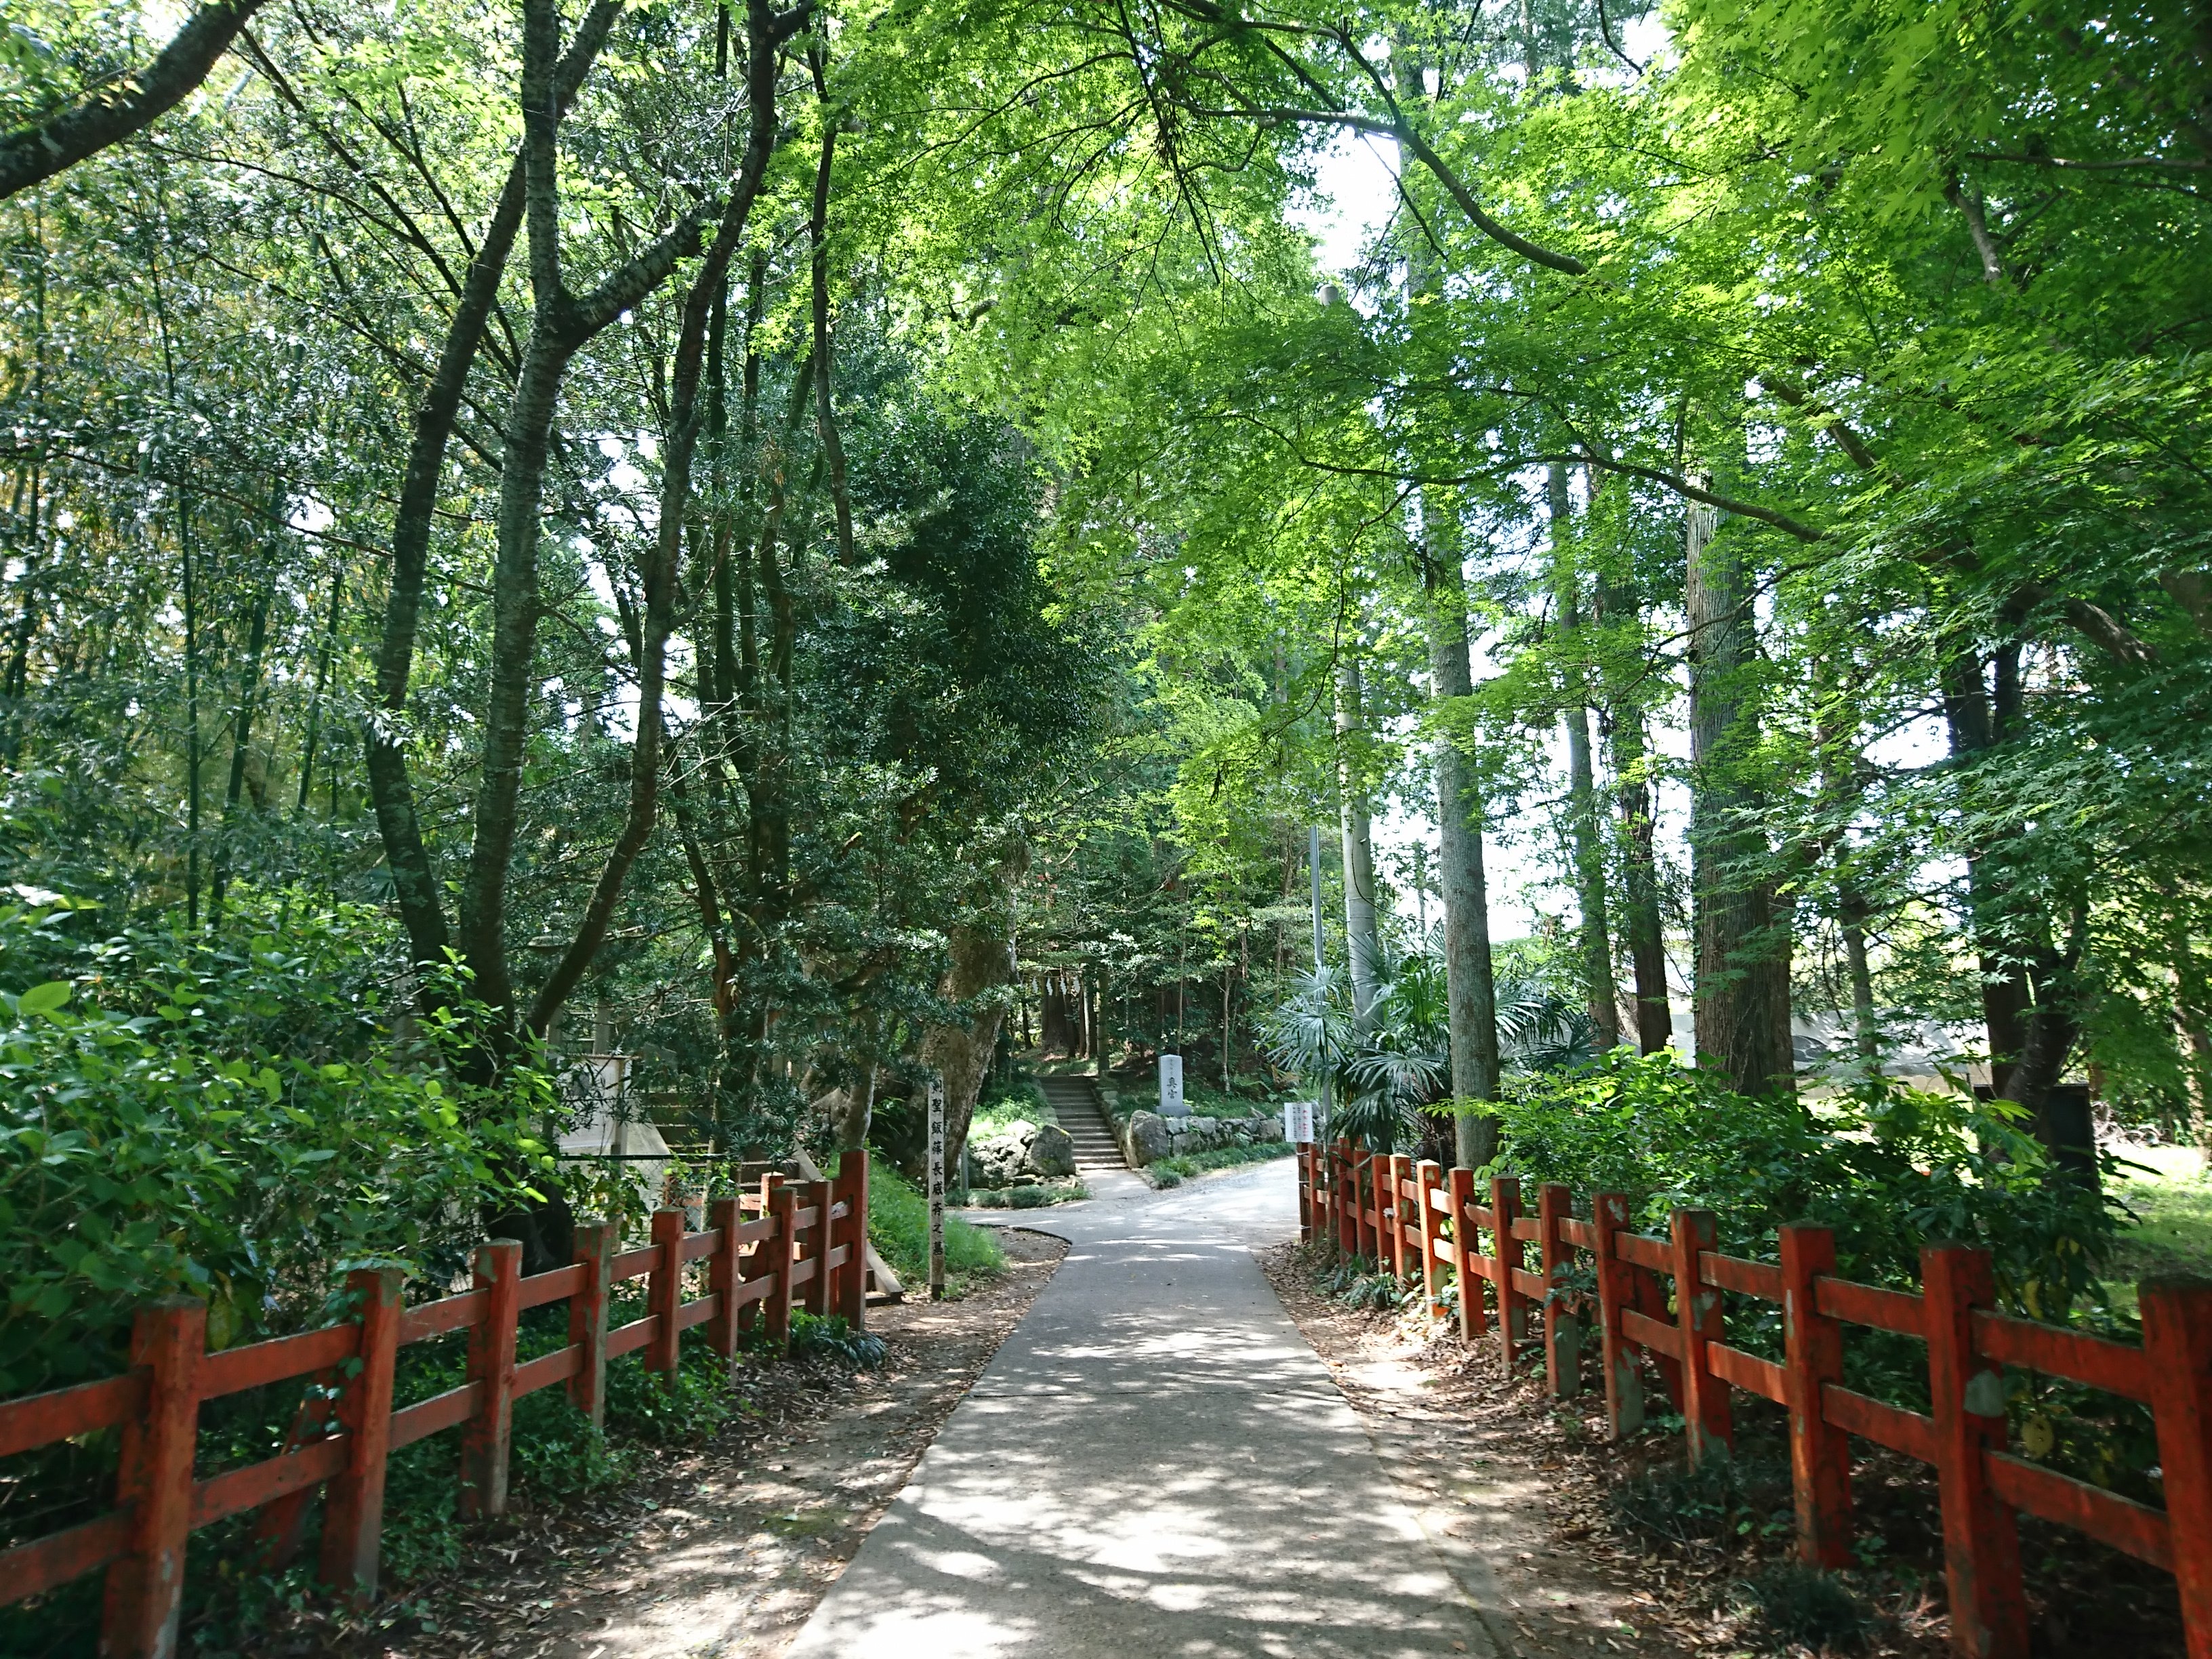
[[1337, 1141, 1357, 1258], [459, 1238, 521, 1519], [1922, 1243, 2028, 1659], [1591, 1191, 1642, 1438], [1297, 1144, 1313, 1243], [567, 1218, 614, 1427], [838, 1151, 870, 1329], [2142, 1276, 2212, 1659], [1491, 1176, 1525, 1372], [706, 1197, 742, 1359], [1538, 1184, 1580, 1398], [648, 1206, 685, 1386], [1416, 1160, 1443, 1315], [1669, 1208, 1733, 1464], [1386, 1154, 1412, 1281], [318, 1267, 403, 1605], [98, 1296, 205, 1659], [804, 1177, 834, 1317], [766, 1177, 797, 1355], [1449, 1166, 1484, 1340], [1779, 1223, 1852, 1569]]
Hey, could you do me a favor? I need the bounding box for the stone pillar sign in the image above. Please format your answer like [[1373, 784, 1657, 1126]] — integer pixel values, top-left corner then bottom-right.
[[1158, 1053, 1187, 1117]]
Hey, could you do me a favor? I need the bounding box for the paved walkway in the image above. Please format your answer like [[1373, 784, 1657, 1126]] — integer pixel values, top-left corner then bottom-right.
[[787, 1160, 1507, 1659]]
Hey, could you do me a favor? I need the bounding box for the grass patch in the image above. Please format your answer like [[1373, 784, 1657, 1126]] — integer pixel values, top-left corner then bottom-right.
[[868, 1166, 1004, 1294], [963, 1179, 1088, 1208], [2107, 1144, 2212, 1314], [1149, 1140, 1294, 1186], [1610, 1448, 1795, 1551]]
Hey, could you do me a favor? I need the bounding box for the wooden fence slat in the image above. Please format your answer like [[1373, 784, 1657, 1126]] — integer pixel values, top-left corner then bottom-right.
[[605, 1315, 658, 1359], [1538, 1184, 1578, 1398], [1449, 1166, 1483, 1340], [318, 1266, 402, 1605], [512, 1344, 586, 1398], [1923, 1243, 2028, 1659], [387, 1380, 483, 1450], [568, 1218, 614, 1428], [1620, 1306, 1686, 1361], [1492, 1176, 1525, 1372], [1612, 1230, 1672, 1273], [0, 1372, 145, 1462], [1705, 1342, 1786, 1404], [1591, 1191, 1642, 1439], [0, 1511, 130, 1610], [767, 1178, 796, 1354], [1983, 1450, 2171, 1570], [459, 1240, 520, 1521], [1671, 1208, 1732, 1463], [804, 1179, 834, 1318], [1780, 1223, 1852, 1570], [2142, 1277, 2212, 1659], [1814, 1275, 1925, 1336], [190, 1439, 348, 1528], [195, 1324, 358, 1401], [1388, 1154, 1412, 1282], [839, 1151, 871, 1328], [1416, 1160, 1443, 1315], [1698, 1251, 1784, 1303], [518, 1262, 588, 1310], [398, 1289, 486, 1347], [1820, 1382, 1938, 1462], [1971, 1307, 2152, 1402], [99, 1296, 203, 1659], [707, 1197, 742, 1357], [611, 1246, 659, 1281], [648, 1208, 685, 1385]]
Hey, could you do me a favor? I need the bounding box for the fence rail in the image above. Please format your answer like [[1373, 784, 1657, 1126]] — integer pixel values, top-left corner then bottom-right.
[[1298, 1140, 2212, 1659], [0, 1155, 869, 1658]]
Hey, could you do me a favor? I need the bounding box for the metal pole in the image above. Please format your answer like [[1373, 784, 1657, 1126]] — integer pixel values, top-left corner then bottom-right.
[[926, 1075, 946, 1301]]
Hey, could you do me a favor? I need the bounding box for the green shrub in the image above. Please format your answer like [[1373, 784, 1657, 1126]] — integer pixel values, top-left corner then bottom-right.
[[1313, 1254, 1409, 1311], [0, 890, 554, 1397], [1152, 1141, 1294, 1183], [867, 1166, 1004, 1290], [966, 1179, 1087, 1208], [790, 1311, 890, 1368], [1736, 1562, 1874, 1652], [1457, 1050, 2119, 1313]]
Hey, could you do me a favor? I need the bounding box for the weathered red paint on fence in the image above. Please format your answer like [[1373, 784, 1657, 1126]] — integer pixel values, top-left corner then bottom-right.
[[1299, 1139, 2212, 1659], [0, 1155, 869, 1655]]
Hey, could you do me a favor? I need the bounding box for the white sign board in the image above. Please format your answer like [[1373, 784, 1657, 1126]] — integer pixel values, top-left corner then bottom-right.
[[926, 1076, 946, 1300], [1282, 1099, 1316, 1144], [1158, 1052, 1187, 1117]]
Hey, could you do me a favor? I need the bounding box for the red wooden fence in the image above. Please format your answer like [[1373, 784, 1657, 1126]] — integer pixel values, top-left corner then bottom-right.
[[0, 1156, 869, 1658], [1300, 1140, 2212, 1659]]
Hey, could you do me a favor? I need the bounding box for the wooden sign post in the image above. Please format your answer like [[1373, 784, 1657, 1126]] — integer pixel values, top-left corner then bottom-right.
[[926, 1073, 946, 1302]]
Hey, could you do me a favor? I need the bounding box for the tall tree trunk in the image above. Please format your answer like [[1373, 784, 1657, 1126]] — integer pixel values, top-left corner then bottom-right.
[[1393, 36, 1501, 1163], [209, 501, 279, 925], [364, 0, 623, 977], [525, 0, 788, 1038], [1685, 483, 1794, 1096], [1941, 647, 2033, 1094], [924, 918, 1018, 1181], [1336, 651, 1382, 1021], [457, 0, 713, 1027], [1551, 463, 1620, 1048], [806, 47, 857, 567]]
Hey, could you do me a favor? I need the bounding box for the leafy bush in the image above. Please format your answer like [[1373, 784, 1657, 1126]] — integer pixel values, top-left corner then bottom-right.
[[867, 1166, 1004, 1290], [790, 1311, 890, 1368], [0, 891, 554, 1397], [1456, 1050, 2120, 1317], [1313, 1254, 1410, 1312]]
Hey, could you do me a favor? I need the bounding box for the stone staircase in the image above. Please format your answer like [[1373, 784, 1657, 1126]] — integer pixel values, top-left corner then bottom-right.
[[1037, 1074, 1128, 1172]]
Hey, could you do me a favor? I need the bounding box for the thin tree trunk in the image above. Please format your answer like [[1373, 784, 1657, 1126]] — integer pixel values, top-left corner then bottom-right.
[[806, 47, 857, 567], [364, 0, 622, 977], [295, 556, 344, 815], [1552, 462, 1620, 1048], [209, 496, 280, 925], [457, 0, 716, 1026], [1336, 652, 1382, 1020], [1684, 479, 1793, 1096], [525, 0, 789, 1037]]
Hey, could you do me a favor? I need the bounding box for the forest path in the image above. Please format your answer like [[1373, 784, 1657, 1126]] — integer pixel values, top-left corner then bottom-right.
[[783, 1160, 1511, 1658]]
